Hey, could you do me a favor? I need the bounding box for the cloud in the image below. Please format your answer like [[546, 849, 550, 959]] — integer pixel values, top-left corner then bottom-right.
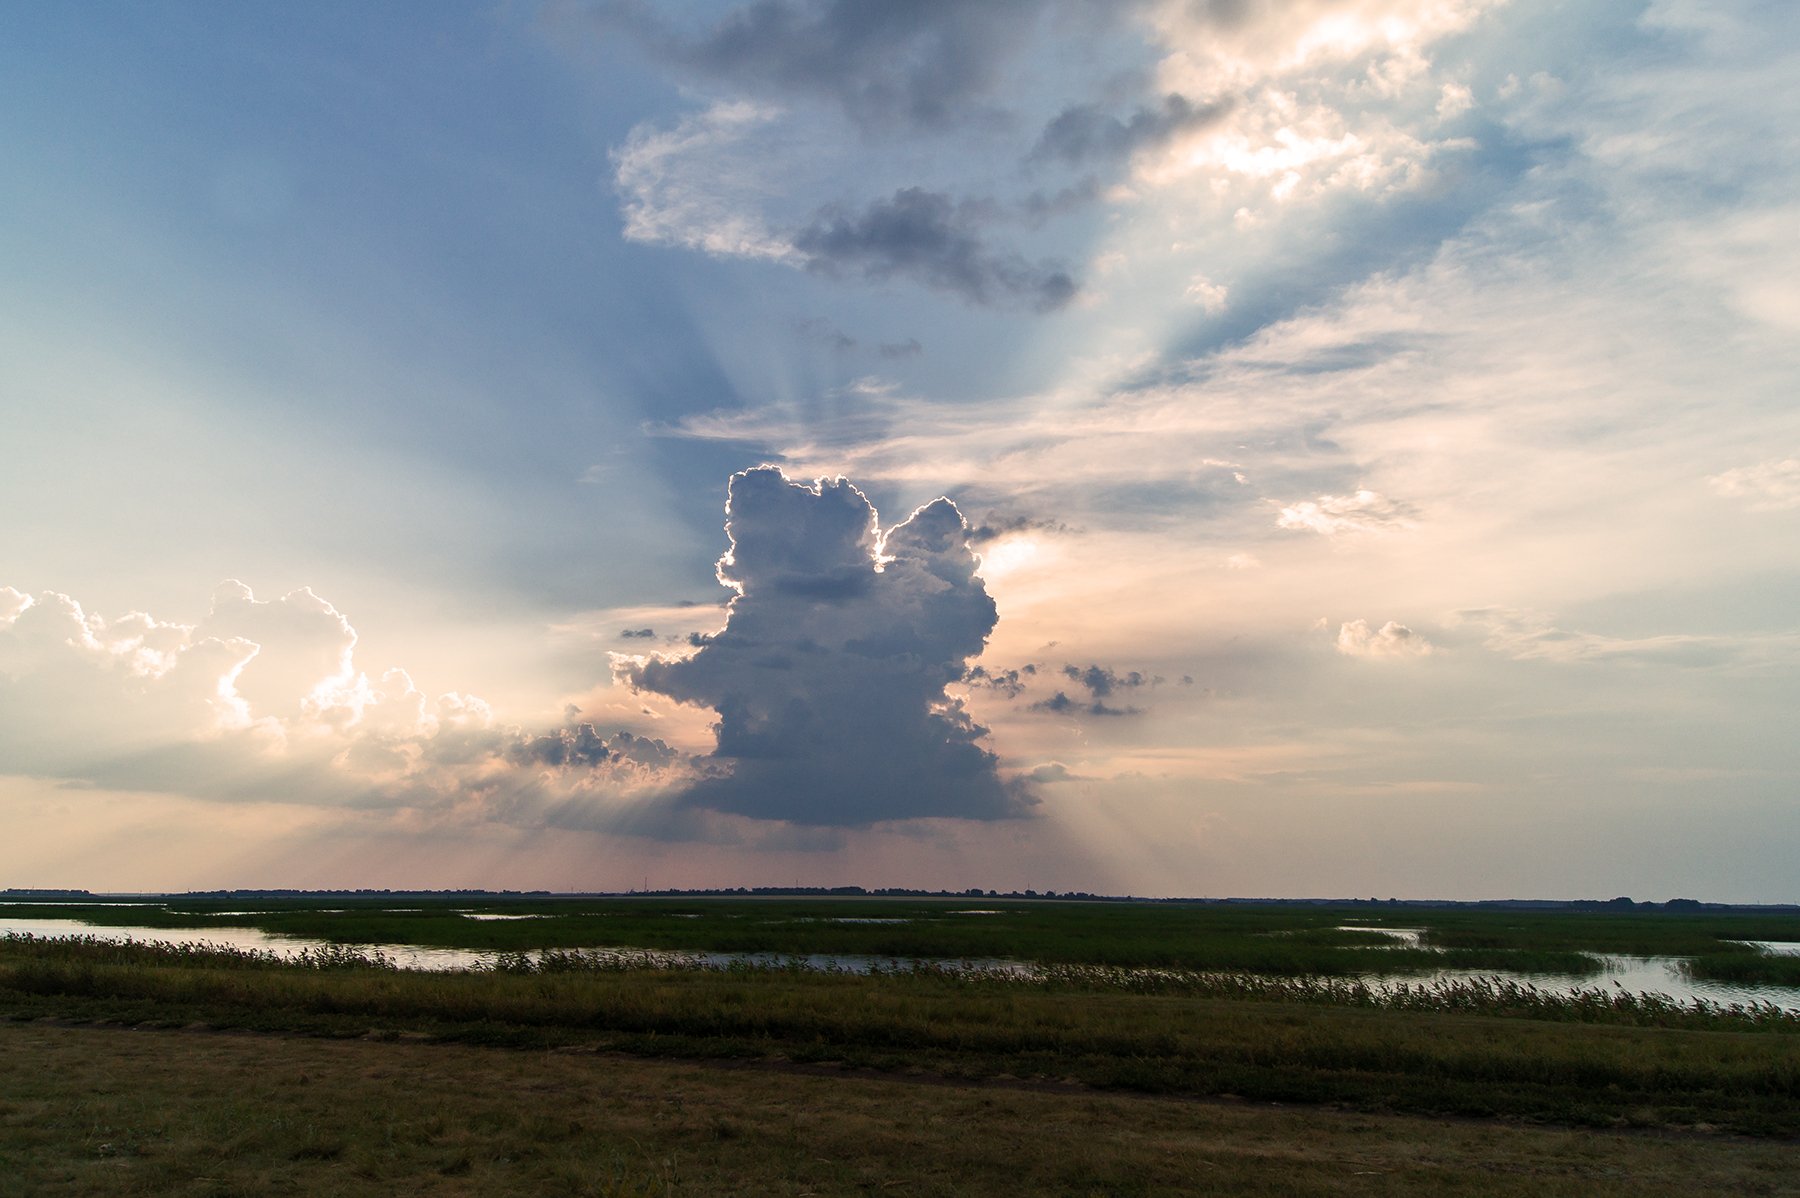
[[201, 581, 359, 725], [1032, 93, 1233, 166], [620, 466, 1036, 825], [1147, 0, 1501, 93], [793, 319, 926, 360], [1029, 690, 1137, 718], [963, 663, 1035, 698], [503, 723, 676, 771], [1028, 690, 1079, 715], [792, 317, 861, 352], [1334, 619, 1432, 658], [1023, 662, 1158, 717], [1709, 458, 1800, 511], [613, 119, 1079, 310], [580, 0, 1061, 132], [965, 513, 1073, 544], [611, 101, 796, 260], [1276, 489, 1413, 536], [1027, 761, 1089, 784], [792, 188, 1079, 311], [1185, 274, 1230, 312], [0, 581, 690, 825], [1063, 663, 1155, 698], [1453, 609, 1794, 669]]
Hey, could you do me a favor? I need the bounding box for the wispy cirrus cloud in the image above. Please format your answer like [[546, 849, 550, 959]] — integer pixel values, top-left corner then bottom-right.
[[611, 101, 797, 261], [1456, 608, 1800, 669]]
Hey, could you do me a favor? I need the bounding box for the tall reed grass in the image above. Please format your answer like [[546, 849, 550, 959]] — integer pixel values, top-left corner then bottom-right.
[[8, 933, 1790, 1034]]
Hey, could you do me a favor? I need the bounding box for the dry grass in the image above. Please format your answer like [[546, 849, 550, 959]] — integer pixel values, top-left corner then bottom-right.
[[1, 1021, 1794, 1197], [7, 936, 1800, 1136]]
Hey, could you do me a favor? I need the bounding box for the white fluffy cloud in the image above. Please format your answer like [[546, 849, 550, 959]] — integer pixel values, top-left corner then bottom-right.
[[1334, 618, 1432, 658]]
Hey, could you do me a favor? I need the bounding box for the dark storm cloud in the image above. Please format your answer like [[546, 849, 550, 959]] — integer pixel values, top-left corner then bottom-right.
[[580, 0, 1063, 131], [621, 466, 1036, 826], [1032, 94, 1233, 166], [793, 188, 1078, 311]]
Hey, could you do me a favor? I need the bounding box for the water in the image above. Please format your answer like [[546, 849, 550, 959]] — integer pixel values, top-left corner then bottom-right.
[[3, 913, 1796, 1011], [0, 916, 493, 971], [1337, 926, 1426, 948], [1361, 955, 1800, 1012]]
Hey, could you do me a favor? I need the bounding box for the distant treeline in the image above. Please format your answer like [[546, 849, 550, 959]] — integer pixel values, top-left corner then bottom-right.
[[6, 885, 1795, 912]]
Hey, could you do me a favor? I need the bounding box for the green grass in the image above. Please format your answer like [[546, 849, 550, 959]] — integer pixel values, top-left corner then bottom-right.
[[18, 895, 1751, 976], [1411, 909, 1800, 956], [1683, 952, 1800, 985], [4, 934, 1799, 1137]]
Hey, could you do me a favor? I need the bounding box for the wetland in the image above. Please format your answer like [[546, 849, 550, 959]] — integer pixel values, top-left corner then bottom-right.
[[5, 894, 1798, 1193]]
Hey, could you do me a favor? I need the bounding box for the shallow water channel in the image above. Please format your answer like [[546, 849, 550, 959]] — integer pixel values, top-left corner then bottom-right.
[[4, 912, 1798, 1012]]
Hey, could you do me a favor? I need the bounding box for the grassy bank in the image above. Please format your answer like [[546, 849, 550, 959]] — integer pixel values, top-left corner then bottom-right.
[[9, 1022, 1795, 1197], [4, 936, 1798, 1137]]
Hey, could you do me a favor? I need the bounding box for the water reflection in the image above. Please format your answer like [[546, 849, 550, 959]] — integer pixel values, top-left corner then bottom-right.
[[1337, 926, 1426, 948], [0, 917, 492, 971], [1730, 939, 1800, 956], [1361, 956, 1800, 1012], [3, 914, 1796, 1012]]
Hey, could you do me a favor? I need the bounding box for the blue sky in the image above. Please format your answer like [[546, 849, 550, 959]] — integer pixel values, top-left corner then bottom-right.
[[3, 0, 1797, 898]]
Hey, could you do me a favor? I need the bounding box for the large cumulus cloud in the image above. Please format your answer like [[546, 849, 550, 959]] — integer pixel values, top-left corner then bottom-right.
[[620, 466, 1035, 825]]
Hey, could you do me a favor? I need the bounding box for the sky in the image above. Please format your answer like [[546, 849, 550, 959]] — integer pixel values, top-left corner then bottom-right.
[[3, 0, 1797, 900]]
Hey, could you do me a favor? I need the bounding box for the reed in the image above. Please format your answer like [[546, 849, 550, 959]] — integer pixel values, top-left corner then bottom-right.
[[5, 932, 1800, 1136], [1681, 952, 1800, 985], [9, 896, 1728, 976]]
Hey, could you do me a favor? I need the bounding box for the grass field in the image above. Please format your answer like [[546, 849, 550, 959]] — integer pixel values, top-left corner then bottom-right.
[[3, 932, 1798, 1138], [4, 1021, 1797, 1197]]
